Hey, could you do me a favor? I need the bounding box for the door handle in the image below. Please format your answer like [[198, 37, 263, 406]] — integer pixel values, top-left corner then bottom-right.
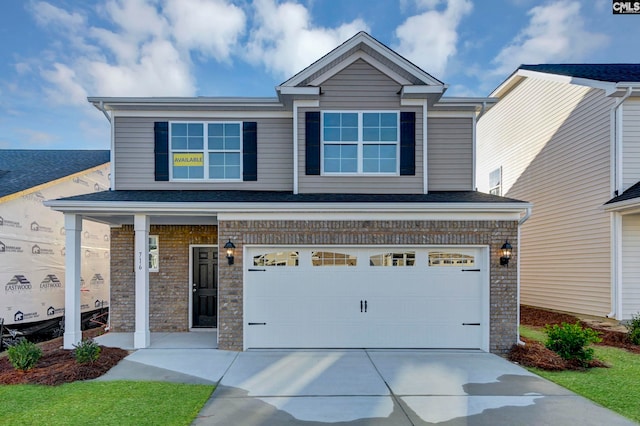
[[364, 300, 368, 312], [360, 300, 363, 312]]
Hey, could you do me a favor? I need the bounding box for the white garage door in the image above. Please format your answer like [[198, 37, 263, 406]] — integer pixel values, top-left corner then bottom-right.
[[244, 247, 488, 350]]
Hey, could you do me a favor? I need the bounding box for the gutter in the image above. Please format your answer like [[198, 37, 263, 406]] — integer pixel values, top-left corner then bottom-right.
[[612, 87, 633, 196], [43, 199, 532, 214], [517, 206, 533, 345], [95, 101, 111, 123], [609, 86, 636, 319]]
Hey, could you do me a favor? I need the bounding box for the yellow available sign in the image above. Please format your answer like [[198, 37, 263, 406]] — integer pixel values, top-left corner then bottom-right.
[[173, 153, 203, 166]]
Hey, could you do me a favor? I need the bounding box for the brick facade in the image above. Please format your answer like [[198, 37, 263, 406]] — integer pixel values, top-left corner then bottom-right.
[[218, 220, 518, 354], [111, 220, 518, 354], [110, 224, 217, 332]]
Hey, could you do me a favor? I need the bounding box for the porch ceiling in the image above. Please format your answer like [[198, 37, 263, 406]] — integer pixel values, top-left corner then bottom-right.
[[82, 213, 217, 227]]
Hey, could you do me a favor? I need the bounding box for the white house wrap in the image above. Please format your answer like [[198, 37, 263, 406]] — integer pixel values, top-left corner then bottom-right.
[[1, 163, 110, 327]]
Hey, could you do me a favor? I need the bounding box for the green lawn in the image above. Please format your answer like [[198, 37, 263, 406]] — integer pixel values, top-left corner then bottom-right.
[[0, 381, 214, 426], [520, 325, 640, 423]]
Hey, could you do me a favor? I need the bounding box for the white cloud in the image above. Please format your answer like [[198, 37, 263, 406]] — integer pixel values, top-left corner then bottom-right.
[[245, 0, 369, 78], [30, 0, 249, 104], [41, 63, 88, 105], [101, 0, 168, 40], [17, 128, 59, 146], [165, 0, 246, 61], [492, 1, 609, 75], [30, 1, 86, 29], [394, 0, 473, 78], [86, 39, 194, 96], [15, 62, 32, 74]]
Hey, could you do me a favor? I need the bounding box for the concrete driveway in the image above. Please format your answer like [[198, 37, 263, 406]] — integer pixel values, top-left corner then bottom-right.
[[191, 350, 635, 425]]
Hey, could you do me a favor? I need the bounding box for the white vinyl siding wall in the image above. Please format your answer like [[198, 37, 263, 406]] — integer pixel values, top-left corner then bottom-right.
[[477, 77, 614, 317], [297, 59, 424, 193], [113, 116, 293, 190], [428, 118, 473, 191], [623, 98, 640, 192], [622, 214, 640, 319]]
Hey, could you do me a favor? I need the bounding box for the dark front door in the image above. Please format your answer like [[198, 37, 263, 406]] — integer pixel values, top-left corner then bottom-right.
[[192, 247, 217, 327]]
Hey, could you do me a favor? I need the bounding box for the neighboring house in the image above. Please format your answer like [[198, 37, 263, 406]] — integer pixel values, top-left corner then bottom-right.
[[0, 150, 110, 334], [47, 32, 530, 353], [477, 64, 640, 321]]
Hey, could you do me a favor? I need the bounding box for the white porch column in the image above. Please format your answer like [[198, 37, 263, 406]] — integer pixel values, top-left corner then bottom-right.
[[63, 214, 82, 349], [134, 214, 150, 348]]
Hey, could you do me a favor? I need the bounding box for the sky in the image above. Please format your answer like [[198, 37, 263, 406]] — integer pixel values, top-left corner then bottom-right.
[[1, 0, 639, 151]]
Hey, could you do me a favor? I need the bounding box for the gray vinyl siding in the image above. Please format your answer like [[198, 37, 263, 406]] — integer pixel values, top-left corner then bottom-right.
[[427, 118, 473, 191], [298, 59, 423, 193], [623, 98, 640, 192], [317, 59, 405, 109], [477, 77, 614, 317], [622, 213, 640, 320], [113, 116, 293, 190]]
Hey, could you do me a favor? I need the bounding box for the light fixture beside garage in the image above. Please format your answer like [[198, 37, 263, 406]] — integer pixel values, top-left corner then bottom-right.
[[500, 240, 512, 266], [224, 239, 236, 265]]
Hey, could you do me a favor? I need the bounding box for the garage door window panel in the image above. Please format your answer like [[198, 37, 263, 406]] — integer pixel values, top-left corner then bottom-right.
[[428, 252, 475, 267], [369, 251, 415, 266], [253, 251, 299, 266], [312, 251, 357, 266]]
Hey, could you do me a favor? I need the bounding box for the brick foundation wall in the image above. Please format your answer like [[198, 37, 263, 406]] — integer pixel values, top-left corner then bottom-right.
[[110, 224, 217, 332], [218, 220, 518, 354]]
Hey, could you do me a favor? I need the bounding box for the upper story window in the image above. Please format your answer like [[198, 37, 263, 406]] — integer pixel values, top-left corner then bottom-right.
[[322, 111, 399, 175], [489, 167, 502, 196], [170, 122, 241, 180]]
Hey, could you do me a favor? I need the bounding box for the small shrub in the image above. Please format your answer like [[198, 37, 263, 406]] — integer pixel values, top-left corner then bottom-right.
[[73, 339, 101, 364], [544, 322, 601, 366], [627, 313, 640, 345], [7, 338, 42, 371]]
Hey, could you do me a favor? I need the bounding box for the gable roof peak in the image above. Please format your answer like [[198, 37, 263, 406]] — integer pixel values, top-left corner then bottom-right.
[[278, 31, 444, 90]]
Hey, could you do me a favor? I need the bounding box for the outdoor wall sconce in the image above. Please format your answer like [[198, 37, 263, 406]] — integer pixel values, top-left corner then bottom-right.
[[500, 240, 512, 267], [224, 239, 236, 265]]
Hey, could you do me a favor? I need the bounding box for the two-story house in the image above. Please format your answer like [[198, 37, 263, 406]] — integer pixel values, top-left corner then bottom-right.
[[47, 32, 530, 354], [477, 64, 640, 322]]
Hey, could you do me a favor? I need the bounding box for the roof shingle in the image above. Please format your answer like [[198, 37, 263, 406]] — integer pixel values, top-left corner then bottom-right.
[[53, 189, 527, 204], [605, 181, 640, 205], [0, 150, 110, 198], [520, 64, 640, 83]]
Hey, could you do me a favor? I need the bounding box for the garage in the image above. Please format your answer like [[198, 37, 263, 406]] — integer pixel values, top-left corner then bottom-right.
[[244, 246, 489, 350]]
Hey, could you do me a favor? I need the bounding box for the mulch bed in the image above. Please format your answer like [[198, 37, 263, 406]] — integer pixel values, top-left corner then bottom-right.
[[2, 306, 638, 383], [0, 328, 129, 386], [512, 305, 640, 370]]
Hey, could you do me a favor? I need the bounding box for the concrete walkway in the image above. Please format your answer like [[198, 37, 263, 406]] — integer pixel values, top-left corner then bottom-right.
[[94, 334, 635, 425]]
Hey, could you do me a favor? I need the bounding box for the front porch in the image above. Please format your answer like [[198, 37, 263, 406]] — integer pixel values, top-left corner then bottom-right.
[[96, 330, 218, 350]]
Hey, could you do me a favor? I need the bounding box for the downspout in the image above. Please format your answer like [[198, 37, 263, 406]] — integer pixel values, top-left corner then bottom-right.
[[517, 206, 532, 345], [293, 100, 299, 195], [476, 101, 487, 119], [609, 87, 634, 319], [96, 101, 112, 124]]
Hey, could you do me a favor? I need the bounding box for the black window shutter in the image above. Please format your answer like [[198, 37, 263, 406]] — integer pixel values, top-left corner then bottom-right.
[[243, 122, 258, 181], [305, 111, 321, 175], [154, 122, 169, 181], [400, 112, 416, 176]]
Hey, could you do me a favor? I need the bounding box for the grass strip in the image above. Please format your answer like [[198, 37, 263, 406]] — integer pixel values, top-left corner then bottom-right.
[[520, 325, 640, 422], [0, 381, 214, 426]]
